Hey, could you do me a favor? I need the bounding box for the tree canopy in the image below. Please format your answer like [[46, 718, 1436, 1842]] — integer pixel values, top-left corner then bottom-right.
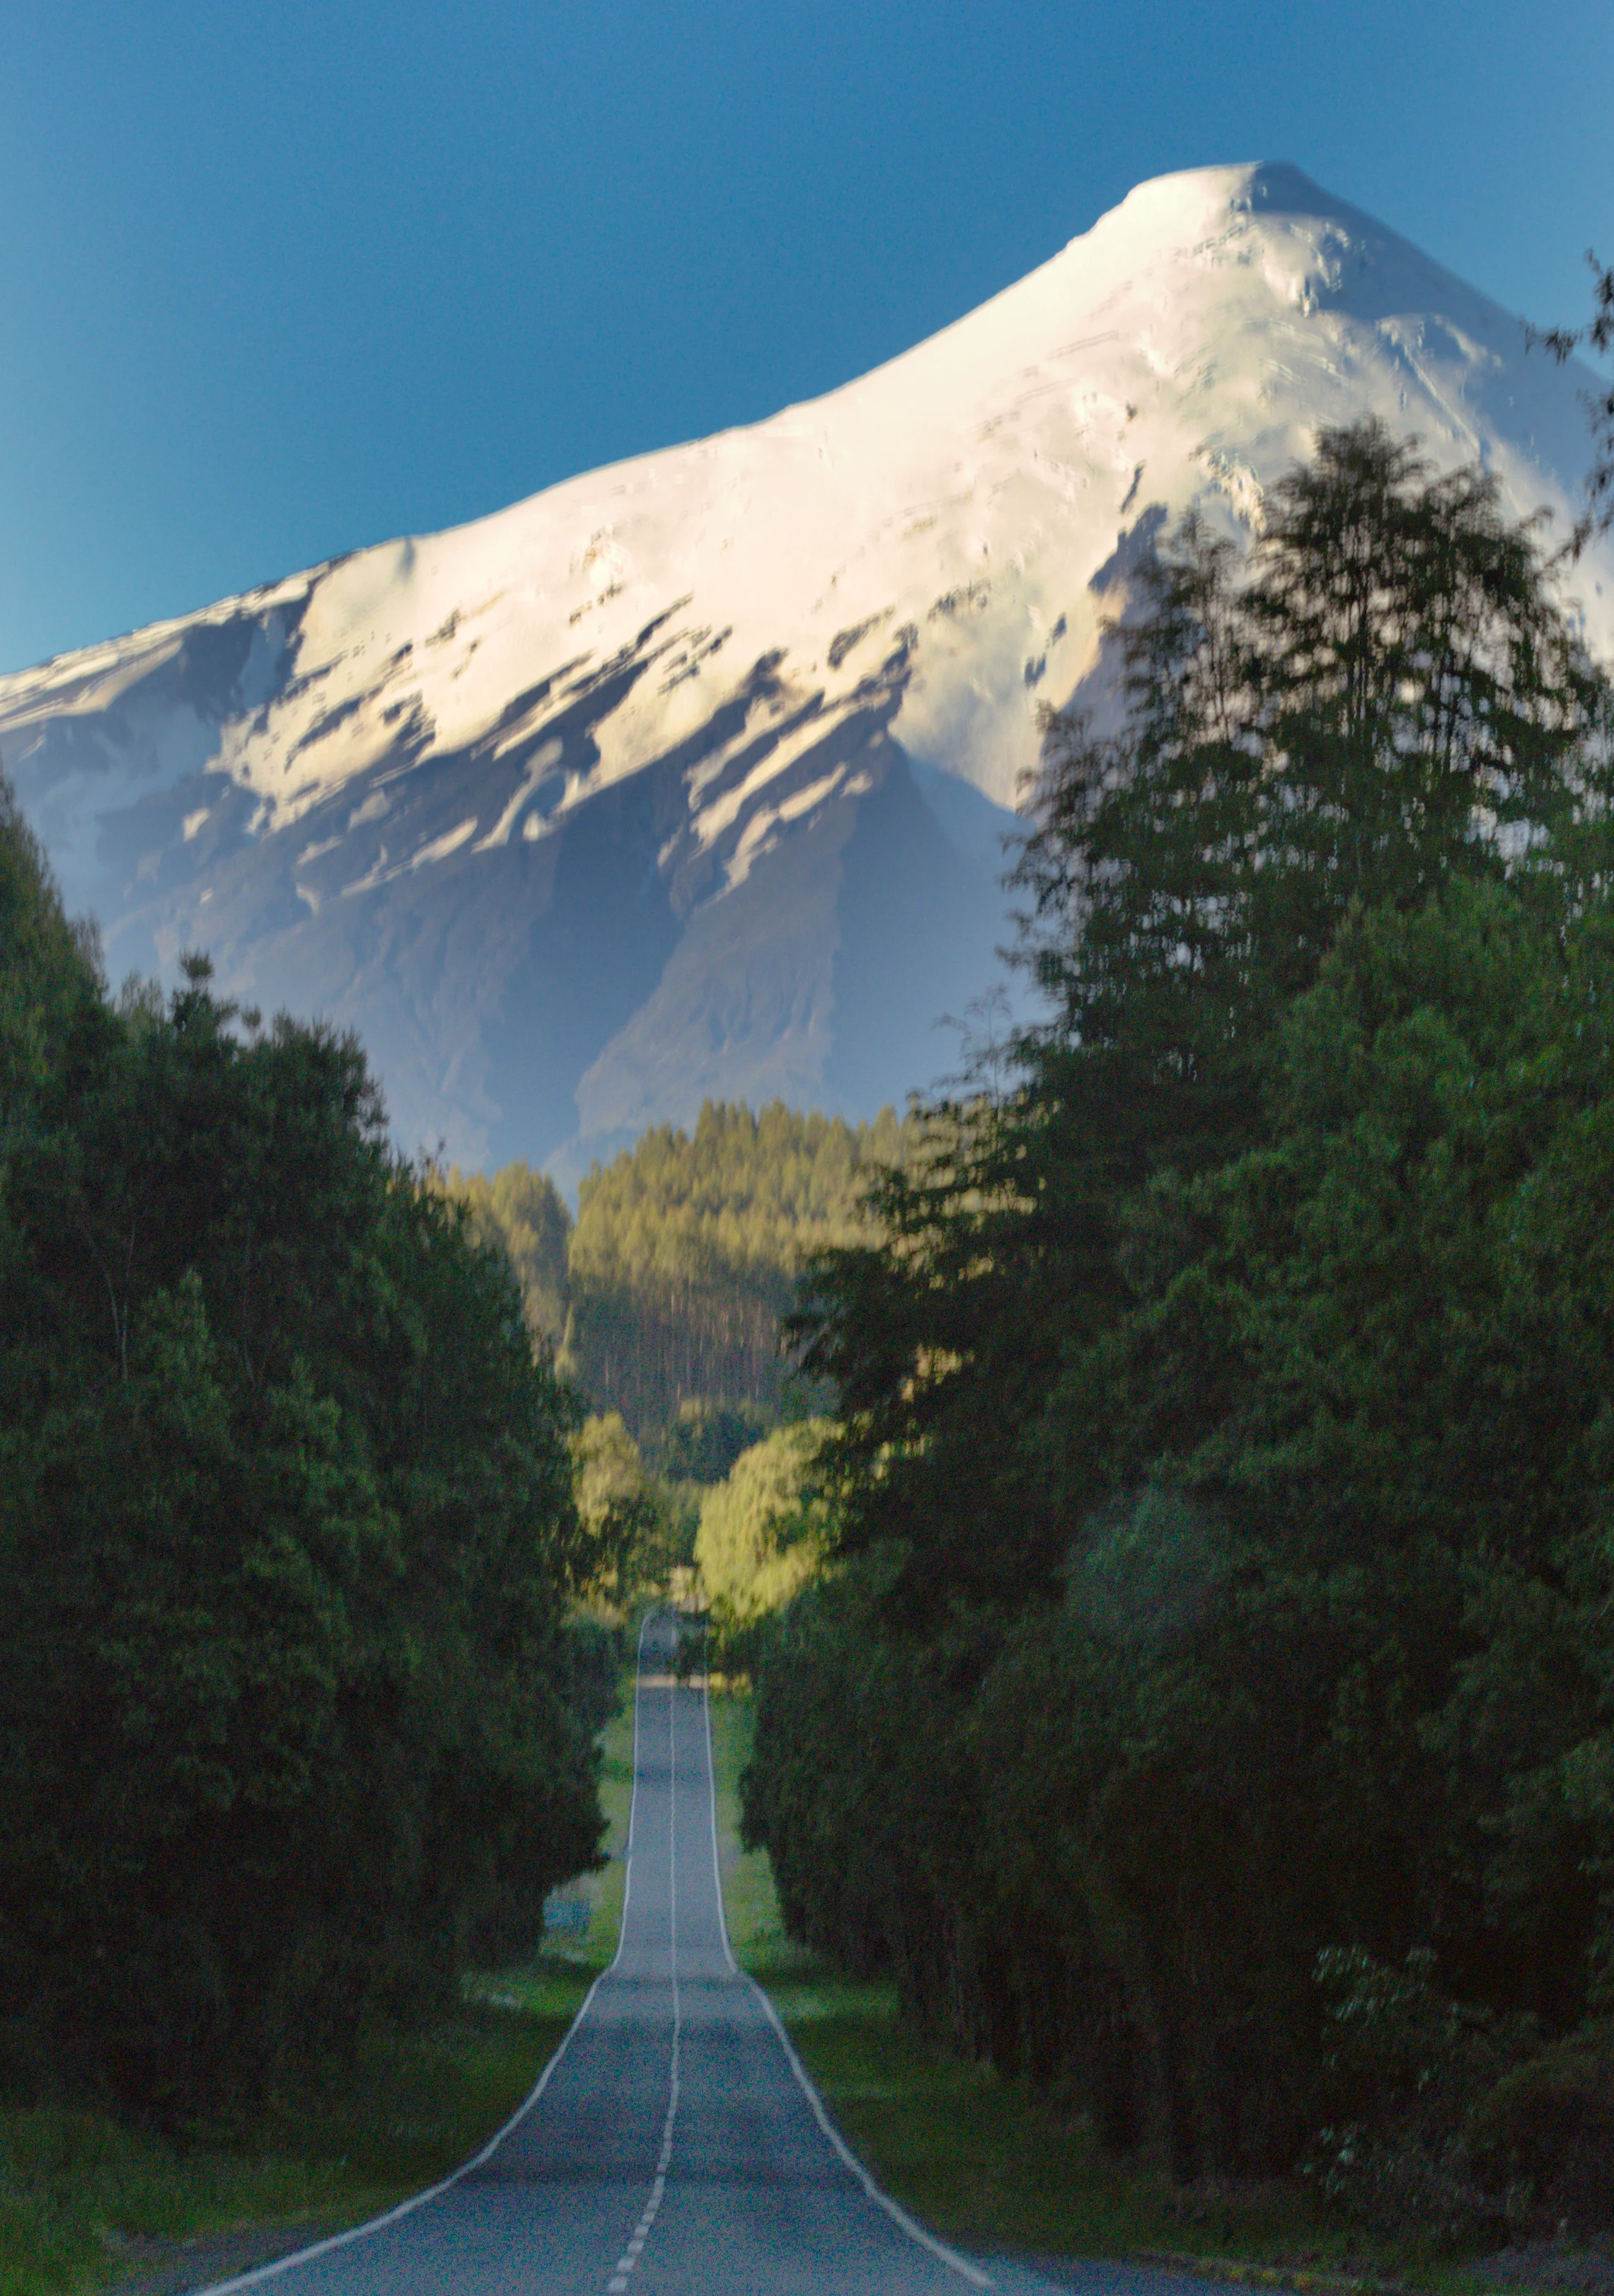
[[0, 782, 605, 2115], [695, 1419, 831, 1652], [436, 1158, 572, 1349], [749, 422, 1614, 2230]]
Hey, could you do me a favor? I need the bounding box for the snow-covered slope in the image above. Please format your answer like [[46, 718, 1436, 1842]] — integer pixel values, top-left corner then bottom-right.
[[4, 162, 1609, 1175]]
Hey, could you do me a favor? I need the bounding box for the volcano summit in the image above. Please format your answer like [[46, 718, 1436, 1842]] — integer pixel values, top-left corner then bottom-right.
[[4, 162, 1610, 1175]]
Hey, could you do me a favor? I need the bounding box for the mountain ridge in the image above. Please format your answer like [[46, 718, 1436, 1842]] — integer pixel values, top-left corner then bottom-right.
[[4, 161, 1609, 1179]]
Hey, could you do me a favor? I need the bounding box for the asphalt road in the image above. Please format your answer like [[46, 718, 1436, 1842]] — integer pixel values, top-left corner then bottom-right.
[[197, 1615, 1168, 2296]]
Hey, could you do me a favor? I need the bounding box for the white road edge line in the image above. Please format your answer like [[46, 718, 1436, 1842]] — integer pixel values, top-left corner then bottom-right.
[[188, 1614, 656, 2296], [701, 1663, 993, 2290]]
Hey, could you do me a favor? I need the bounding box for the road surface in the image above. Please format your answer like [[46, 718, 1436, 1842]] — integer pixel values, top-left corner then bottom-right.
[[197, 1615, 1171, 2296]]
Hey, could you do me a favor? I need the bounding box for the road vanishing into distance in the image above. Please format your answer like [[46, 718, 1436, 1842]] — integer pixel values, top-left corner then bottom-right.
[[196, 1616, 1168, 2296]]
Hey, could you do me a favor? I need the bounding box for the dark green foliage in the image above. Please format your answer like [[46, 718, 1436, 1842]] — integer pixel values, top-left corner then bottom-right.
[[563, 1100, 913, 1436], [570, 1409, 691, 1596], [562, 1615, 628, 1739], [752, 422, 1614, 2233], [656, 1397, 773, 1484], [437, 1159, 572, 1349], [1465, 2024, 1614, 2229], [0, 795, 604, 2116], [448, 1112, 917, 1454], [795, 422, 1607, 1617]]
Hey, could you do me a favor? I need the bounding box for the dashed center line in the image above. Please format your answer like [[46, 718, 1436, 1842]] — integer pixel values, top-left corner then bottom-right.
[[606, 1676, 681, 2295]]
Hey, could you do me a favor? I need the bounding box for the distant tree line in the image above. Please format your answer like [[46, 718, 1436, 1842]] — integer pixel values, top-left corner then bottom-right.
[[434, 1111, 895, 1615], [0, 786, 610, 2116], [743, 424, 1614, 2242], [437, 1158, 572, 1349], [567, 1102, 913, 1432], [451, 1102, 914, 1444]]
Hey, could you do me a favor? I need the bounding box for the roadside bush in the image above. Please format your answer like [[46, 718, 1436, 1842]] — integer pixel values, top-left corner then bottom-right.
[[1468, 2026, 1614, 2233]]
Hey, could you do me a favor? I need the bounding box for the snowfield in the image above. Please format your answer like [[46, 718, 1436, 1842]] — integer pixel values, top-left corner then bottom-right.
[[3, 162, 1608, 1173]]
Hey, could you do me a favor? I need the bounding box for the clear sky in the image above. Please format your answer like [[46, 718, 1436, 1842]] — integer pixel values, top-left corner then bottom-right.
[[4, 0, 1610, 677]]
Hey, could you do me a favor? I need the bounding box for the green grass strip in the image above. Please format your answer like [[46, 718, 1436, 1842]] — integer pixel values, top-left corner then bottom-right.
[[0, 1678, 641, 2296]]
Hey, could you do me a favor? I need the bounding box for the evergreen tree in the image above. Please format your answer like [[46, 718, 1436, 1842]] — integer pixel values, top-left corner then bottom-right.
[[797, 420, 1610, 1611], [438, 1158, 572, 1349], [565, 1100, 913, 1433], [753, 424, 1614, 2213], [1540, 254, 1614, 551], [0, 776, 605, 2112]]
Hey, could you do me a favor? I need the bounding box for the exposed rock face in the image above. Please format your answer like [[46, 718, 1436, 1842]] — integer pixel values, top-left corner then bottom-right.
[[4, 162, 1608, 1175]]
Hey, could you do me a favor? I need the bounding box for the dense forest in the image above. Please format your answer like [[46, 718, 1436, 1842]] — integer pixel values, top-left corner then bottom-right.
[[455, 1102, 913, 1442], [567, 1101, 912, 1431], [437, 1158, 573, 1349], [743, 423, 1614, 2241], [0, 786, 611, 2116]]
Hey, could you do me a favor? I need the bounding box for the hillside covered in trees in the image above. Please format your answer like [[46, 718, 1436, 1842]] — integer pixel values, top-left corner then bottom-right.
[[567, 1102, 911, 1433], [453, 1102, 913, 1443], [0, 785, 609, 2116], [744, 424, 1614, 2242]]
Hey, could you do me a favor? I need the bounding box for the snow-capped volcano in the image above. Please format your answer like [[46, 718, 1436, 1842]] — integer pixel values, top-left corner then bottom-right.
[[4, 162, 1610, 1175]]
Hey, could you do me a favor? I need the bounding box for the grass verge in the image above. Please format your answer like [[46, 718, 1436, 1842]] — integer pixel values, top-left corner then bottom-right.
[[706, 1685, 1511, 2295], [0, 1675, 639, 2296]]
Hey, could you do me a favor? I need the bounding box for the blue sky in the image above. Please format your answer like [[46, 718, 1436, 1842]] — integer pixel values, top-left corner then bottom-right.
[[3, 0, 1611, 677]]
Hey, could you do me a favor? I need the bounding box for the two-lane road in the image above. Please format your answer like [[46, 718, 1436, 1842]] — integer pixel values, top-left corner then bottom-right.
[[199, 1617, 1119, 2295]]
